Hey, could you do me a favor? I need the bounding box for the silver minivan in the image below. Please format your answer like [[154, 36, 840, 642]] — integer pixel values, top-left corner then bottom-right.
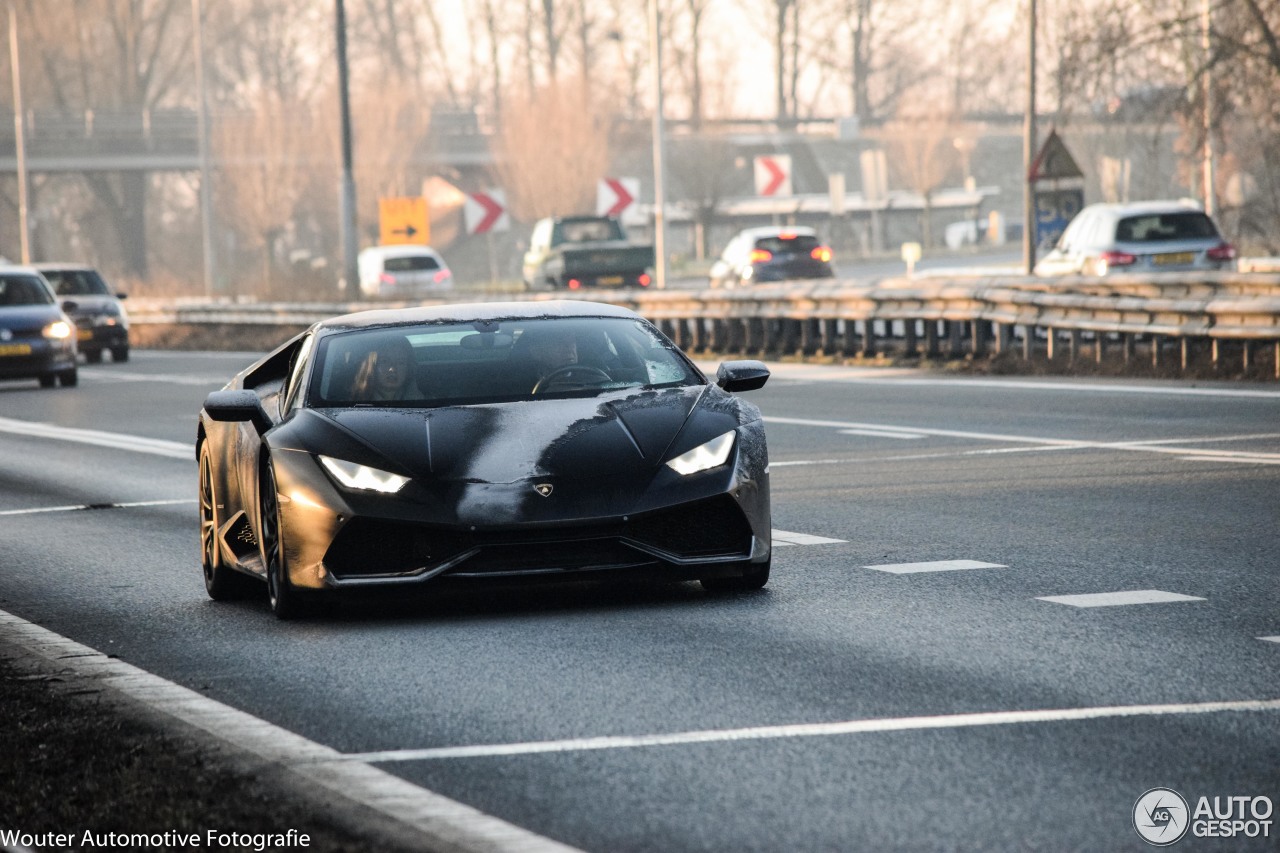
[[1035, 200, 1235, 276]]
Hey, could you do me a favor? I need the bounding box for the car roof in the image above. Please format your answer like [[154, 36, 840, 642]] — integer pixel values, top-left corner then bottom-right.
[[0, 264, 47, 277], [316, 299, 642, 332], [1082, 200, 1208, 219]]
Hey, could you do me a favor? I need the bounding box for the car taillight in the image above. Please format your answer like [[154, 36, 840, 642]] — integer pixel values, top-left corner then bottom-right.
[[568, 279, 582, 290], [378, 272, 396, 285], [748, 249, 773, 264], [433, 269, 450, 284], [811, 246, 832, 262], [638, 273, 651, 287], [1098, 250, 1136, 267], [1207, 242, 1236, 261]]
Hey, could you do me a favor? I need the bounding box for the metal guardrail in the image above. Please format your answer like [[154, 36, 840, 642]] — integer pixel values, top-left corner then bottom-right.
[[127, 272, 1280, 378]]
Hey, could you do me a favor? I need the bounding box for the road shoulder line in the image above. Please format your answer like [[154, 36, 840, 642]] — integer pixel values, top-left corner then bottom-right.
[[0, 608, 581, 853]]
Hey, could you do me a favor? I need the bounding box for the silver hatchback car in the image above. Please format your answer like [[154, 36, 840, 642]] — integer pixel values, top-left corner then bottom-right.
[[1035, 200, 1236, 276]]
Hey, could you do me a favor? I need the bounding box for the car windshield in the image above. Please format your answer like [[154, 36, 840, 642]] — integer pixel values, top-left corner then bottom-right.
[[756, 235, 820, 254], [41, 269, 111, 296], [308, 316, 703, 408], [0, 275, 54, 306], [1115, 212, 1218, 243]]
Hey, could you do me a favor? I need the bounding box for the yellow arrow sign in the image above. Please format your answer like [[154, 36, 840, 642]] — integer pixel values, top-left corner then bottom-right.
[[379, 196, 430, 245]]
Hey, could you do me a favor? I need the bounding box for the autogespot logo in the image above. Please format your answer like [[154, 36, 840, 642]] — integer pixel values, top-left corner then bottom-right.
[[1134, 788, 1191, 846]]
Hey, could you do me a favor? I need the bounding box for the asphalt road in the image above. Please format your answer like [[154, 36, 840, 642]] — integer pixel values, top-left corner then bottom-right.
[[2, 352, 1279, 852]]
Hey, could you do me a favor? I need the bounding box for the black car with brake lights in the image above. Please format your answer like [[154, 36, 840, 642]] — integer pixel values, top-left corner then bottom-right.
[[709, 226, 835, 289], [0, 267, 78, 388], [36, 264, 130, 363], [197, 301, 772, 619]]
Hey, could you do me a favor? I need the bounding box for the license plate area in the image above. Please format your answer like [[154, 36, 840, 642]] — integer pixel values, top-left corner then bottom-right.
[[0, 343, 33, 356], [597, 275, 624, 286], [1153, 252, 1195, 266], [77, 328, 93, 340]]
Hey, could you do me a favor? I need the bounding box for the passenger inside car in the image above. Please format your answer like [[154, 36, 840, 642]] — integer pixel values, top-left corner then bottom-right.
[[350, 335, 417, 402]]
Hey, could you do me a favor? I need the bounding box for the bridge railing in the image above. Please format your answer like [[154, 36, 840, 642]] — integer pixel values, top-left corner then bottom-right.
[[124, 272, 1280, 378]]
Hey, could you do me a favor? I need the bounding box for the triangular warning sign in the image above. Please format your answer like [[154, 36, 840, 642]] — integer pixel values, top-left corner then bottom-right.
[[1028, 129, 1083, 182]]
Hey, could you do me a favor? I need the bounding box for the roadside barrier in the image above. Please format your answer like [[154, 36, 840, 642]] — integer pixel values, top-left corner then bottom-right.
[[127, 271, 1280, 378]]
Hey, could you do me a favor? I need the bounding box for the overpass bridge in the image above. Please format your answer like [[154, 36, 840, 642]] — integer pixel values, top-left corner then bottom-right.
[[0, 108, 493, 173]]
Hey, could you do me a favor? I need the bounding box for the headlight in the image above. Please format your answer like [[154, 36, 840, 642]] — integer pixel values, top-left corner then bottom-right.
[[42, 321, 72, 340], [665, 431, 736, 476], [318, 455, 409, 493]]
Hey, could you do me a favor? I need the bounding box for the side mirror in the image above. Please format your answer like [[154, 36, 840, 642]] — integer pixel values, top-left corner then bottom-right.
[[716, 360, 769, 393], [116, 292, 128, 300], [61, 300, 79, 312], [203, 389, 273, 435]]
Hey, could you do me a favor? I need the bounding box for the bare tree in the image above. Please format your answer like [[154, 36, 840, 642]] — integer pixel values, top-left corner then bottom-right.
[[878, 108, 962, 247], [492, 76, 613, 221]]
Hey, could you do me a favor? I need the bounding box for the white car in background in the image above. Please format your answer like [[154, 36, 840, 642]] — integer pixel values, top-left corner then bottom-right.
[[1035, 200, 1236, 276], [357, 245, 454, 300]]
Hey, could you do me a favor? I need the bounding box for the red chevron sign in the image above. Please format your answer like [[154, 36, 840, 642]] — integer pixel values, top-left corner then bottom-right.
[[597, 177, 639, 220], [754, 155, 792, 197], [464, 190, 509, 235]]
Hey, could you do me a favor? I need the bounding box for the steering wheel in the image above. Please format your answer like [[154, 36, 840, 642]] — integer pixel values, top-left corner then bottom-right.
[[532, 365, 613, 394]]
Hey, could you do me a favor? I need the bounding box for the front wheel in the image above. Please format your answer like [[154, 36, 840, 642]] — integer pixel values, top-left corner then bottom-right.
[[260, 458, 311, 619], [700, 558, 770, 593], [200, 444, 255, 600]]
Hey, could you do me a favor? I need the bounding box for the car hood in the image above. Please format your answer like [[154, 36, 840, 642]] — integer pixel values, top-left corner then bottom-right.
[[294, 385, 745, 485], [60, 296, 119, 314], [0, 304, 63, 330]]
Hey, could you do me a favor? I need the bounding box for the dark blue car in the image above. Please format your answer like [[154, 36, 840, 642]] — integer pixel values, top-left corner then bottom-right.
[[0, 267, 79, 388]]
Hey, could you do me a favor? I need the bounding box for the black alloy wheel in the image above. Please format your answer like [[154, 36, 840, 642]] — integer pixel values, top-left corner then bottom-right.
[[38, 373, 56, 388], [199, 444, 253, 599], [58, 368, 77, 387], [111, 345, 129, 362], [85, 349, 104, 364], [700, 557, 771, 593]]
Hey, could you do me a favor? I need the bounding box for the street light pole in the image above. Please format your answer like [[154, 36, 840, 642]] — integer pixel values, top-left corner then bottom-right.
[[335, 0, 359, 296], [192, 0, 216, 296], [648, 0, 667, 290], [1022, 0, 1037, 275], [8, 2, 30, 263]]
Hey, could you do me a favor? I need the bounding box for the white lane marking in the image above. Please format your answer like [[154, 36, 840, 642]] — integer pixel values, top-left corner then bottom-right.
[[0, 416, 192, 460], [765, 416, 1280, 465], [839, 428, 924, 440], [1257, 637, 1280, 644], [330, 697, 1280, 764], [0, 499, 195, 517], [865, 560, 1008, 574], [702, 360, 1280, 399], [79, 368, 228, 386], [1180, 455, 1280, 466], [1037, 590, 1206, 608], [0, 610, 581, 853], [772, 529, 847, 546]]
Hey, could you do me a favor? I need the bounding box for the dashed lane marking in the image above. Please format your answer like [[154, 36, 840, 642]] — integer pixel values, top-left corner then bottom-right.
[[772, 529, 847, 547], [865, 559, 1009, 574], [327, 697, 1280, 764], [1037, 590, 1206, 608], [0, 610, 582, 853], [764, 417, 1280, 466], [0, 416, 191, 460], [0, 499, 194, 517], [838, 428, 924, 440], [1258, 637, 1280, 644]]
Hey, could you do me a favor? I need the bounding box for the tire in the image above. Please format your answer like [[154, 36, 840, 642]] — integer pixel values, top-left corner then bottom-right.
[[700, 558, 771, 593], [199, 444, 255, 600], [85, 349, 104, 364], [260, 457, 311, 619], [38, 373, 56, 388], [58, 368, 77, 387], [111, 345, 129, 362]]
